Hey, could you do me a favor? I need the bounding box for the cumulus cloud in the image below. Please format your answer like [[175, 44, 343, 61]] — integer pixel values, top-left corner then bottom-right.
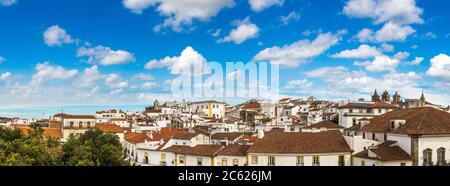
[[427, 54, 450, 80], [356, 22, 415, 43], [43, 25, 76, 47], [123, 0, 235, 32], [77, 45, 135, 66], [249, 0, 283, 12], [76, 65, 103, 88], [105, 73, 129, 89], [31, 62, 78, 85], [406, 57, 424, 65], [132, 73, 154, 81], [0, 0, 17, 6], [331, 44, 381, 59], [285, 79, 313, 90], [343, 0, 423, 25], [354, 55, 400, 72], [0, 72, 12, 81], [218, 17, 259, 44], [253, 31, 344, 68], [144, 46, 210, 76], [280, 11, 300, 26]]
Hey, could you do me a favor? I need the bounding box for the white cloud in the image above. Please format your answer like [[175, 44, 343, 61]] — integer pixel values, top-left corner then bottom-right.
[[354, 55, 400, 72], [331, 44, 381, 59], [31, 62, 78, 85], [253, 31, 343, 68], [208, 29, 222, 37], [427, 54, 450, 80], [43, 25, 76, 47], [77, 65, 103, 88], [280, 11, 300, 26], [132, 73, 154, 81], [343, 0, 423, 25], [380, 43, 394, 52], [123, 0, 235, 32], [356, 22, 415, 43], [0, 0, 17, 6], [218, 17, 259, 44], [249, 0, 283, 12], [144, 46, 210, 76], [105, 73, 129, 89], [141, 82, 158, 89], [406, 57, 424, 65], [393, 51, 410, 61], [0, 72, 12, 81], [421, 32, 437, 40], [285, 79, 313, 90], [226, 70, 243, 80], [77, 45, 135, 66]]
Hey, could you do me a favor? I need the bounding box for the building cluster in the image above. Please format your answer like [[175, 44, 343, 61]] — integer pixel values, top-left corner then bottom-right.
[[1, 90, 450, 166]]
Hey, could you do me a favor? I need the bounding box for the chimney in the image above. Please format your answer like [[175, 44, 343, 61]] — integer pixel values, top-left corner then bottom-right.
[[257, 128, 265, 139]]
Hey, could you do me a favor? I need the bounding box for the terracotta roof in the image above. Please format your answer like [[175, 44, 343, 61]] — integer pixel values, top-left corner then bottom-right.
[[172, 132, 199, 140], [163, 145, 224, 156], [241, 102, 261, 109], [247, 131, 351, 154], [288, 115, 300, 121], [16, 126, 62, 139], [353, 141, 413, 161], [239, 134, 259, 143], [360, 107, 450, 135], [211, 132, 244, 141], [124, 132, 152, 144], [217, 145, 251, 156], [339, 101, 400, 109], [304, 121, 343, 129], [96, 123, 126, 133]]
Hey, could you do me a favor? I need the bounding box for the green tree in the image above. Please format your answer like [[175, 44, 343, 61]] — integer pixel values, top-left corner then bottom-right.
[[61, 128, 127, 166]]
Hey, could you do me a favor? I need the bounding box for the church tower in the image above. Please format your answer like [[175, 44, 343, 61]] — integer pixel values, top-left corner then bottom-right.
[[382, 90, 391, 102], [392, 91, 401, 104], [372, 89, 381, 102], [154, 99, 160, 109], [420, 91, 426, 107]]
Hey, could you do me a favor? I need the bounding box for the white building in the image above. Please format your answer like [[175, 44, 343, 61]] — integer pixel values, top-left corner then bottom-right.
[[188, 101, 226, 119], [247, 130, 352, 166], [337, 101, 399, 128], [95, 109, 126, 123], [353, 141, 413, 166], [61, 114, 96, 142], [345, 107, 450, 166]]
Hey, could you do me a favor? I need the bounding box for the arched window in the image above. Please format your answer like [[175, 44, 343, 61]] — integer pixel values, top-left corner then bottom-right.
[[437, 148, 446, 166], [79, 122, 83, 128], [69, 121, 74, 128], [423, 149, 433, 166], [87, 122, 91, 128]]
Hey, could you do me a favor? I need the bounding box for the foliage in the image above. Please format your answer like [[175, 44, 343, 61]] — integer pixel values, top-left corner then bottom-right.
[[0, 124, 126, 166]]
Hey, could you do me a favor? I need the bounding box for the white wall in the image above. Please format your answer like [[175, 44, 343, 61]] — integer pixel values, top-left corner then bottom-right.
[[215, 155, 247, 166], [247, 153, 351, 166]]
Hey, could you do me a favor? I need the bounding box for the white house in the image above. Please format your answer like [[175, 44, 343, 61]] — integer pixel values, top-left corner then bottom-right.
[[247, 130, 352, 166], [188, 101, 226, 119], [337, 101, 399, 128], [61, 114, 96, 142], [353, 141, 413, 166], [162, 145, 225, 166], [215, 145, 251, 166]]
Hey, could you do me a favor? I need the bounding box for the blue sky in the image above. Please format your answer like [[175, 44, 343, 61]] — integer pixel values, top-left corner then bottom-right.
[[0, 0, 450, 109]]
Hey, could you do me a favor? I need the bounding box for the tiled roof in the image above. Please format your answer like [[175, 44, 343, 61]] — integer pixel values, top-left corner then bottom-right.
[[339, 101, 400, 109], [172, 132, 199, 140], [353, 141, 413, 161], [247, 131, 351, 154], [124, 132, 152, 144], [163, 145, 224, 156], [241, 102, 261, 109], [15, 126, 63, 139], [96, 123, 126, 133], [62, 114, 96, 119], [211, 132, 244, 141], [304, 121, 343, 129], [360, 107, 450, 135], [217, 145, 251, 156]]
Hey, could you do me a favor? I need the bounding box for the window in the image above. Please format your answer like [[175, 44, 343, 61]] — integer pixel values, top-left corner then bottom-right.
[[349, 109, 353, 113], [87, 122, 91, 128], [251, 156, 258, 164], [362, 132, 366, 139], [197, 158, 203, 166], [372, 133, 376, 140], [384, 133, 387, 141], [144, 152, 149, 164], [352, 118, 357, 125], [161, 153, 166, 162], [423, 149, 433, 166], [79, 122, 83, 128], [338, 155, 345, 166], [233, 159, 239, 166], [400, 163, 406, 166], [221, 158, 227, 166], [313, 156, 320, 166], [378, 109, 382, 113], [390, 121, 395, 129], [69, 121, 74, 128], [361, 161, 365, 166], [296, 156, 304, 166], [179, 155, 186, 165], [268, 156, 275, 166], [437, 148, 446, 165]]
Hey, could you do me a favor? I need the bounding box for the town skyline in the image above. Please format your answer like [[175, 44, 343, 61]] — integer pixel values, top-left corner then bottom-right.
[[1, 0, 450, 108]]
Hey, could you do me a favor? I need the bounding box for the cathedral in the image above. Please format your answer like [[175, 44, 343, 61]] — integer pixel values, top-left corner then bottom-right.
[[371, 89, 441, 109]]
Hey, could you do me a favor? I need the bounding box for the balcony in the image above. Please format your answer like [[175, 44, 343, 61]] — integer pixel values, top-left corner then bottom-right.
[[437, 160, 447, 166]]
